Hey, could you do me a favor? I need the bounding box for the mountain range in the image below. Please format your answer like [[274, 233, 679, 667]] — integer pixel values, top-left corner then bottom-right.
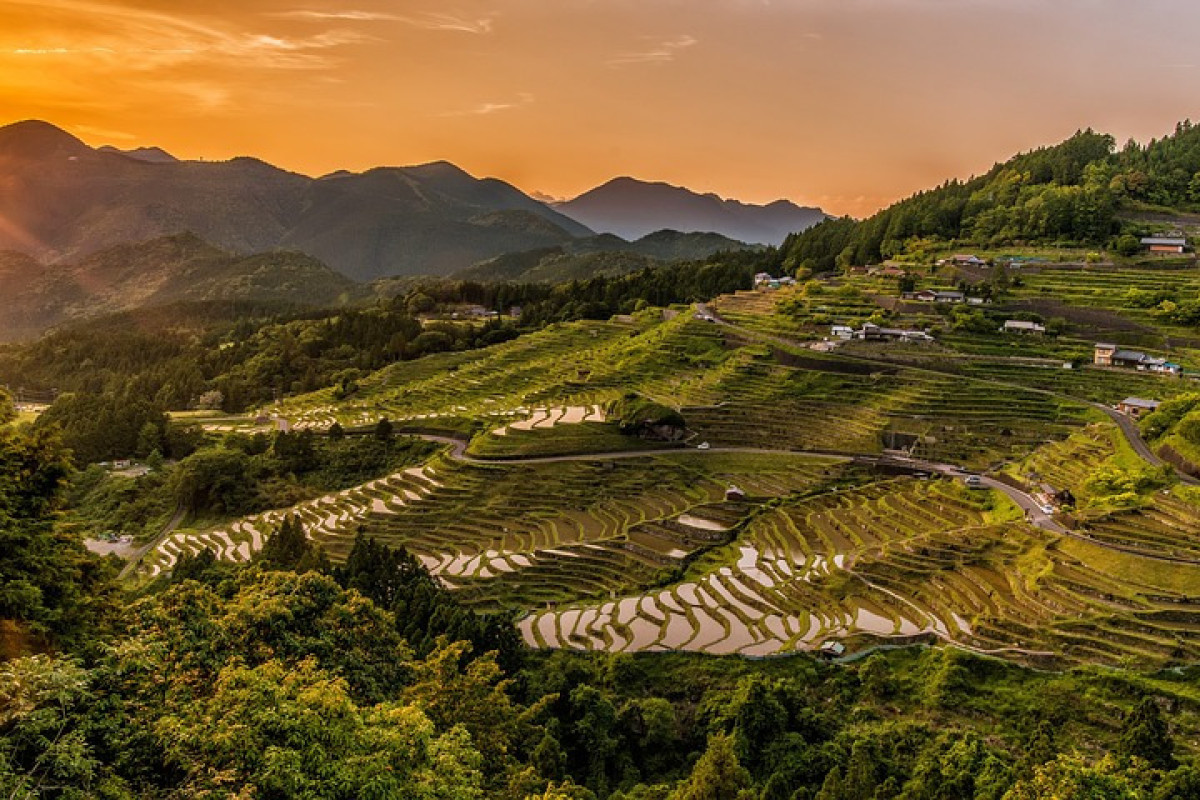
[[556, 177, 828, 245], [455, 229, 756, 284], [0, 120, 591, 282], [0, 121, 826, 283]]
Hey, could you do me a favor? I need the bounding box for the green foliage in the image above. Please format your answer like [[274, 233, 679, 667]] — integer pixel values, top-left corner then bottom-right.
[[608, 394, 687, 439], [669, 732, 753, 800], [782, 124, 1200, 268], [34, 388, 168, 465], [0, 425, 115, 649], [258, 514, 330, 573], [1118, 698, 1176, 771], [1083, 462, 1173, 507]]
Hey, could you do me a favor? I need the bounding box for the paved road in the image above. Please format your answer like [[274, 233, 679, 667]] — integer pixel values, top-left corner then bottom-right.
[[408, 431, 1078, 537], [697, 303, 1200, 487], [119, 504, 186, 579]]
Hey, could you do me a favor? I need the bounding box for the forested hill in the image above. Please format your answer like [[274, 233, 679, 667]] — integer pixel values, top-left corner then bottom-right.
[[783, 121, 1200, 272]]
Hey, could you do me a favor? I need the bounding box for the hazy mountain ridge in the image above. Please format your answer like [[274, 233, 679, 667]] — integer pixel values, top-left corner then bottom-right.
[[0, 232, 361, 341], [557, 176, 828, 245], [0, 121, 591, 281], [456, 229, 755, 282]]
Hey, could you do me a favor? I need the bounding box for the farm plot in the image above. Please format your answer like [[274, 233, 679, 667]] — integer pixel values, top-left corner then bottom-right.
[[520, 477, 1200, 668], [139, 450, 857, 609], [271, 312, 736, 431]]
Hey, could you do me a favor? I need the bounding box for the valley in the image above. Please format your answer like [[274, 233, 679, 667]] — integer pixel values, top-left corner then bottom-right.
[[124, 288, 1200, 671]]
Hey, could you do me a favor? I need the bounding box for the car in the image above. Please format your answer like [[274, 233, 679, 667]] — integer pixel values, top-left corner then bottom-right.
[[697, 442, 711, 450], [964, 474, 984, 488], [1039, 503, 1055, 515]]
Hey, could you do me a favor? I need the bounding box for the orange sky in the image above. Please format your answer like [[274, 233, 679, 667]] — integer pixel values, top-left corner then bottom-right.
[[2, 0, 1200, 217]]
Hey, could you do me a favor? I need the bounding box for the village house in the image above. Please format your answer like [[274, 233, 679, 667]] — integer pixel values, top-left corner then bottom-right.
[[1141, 236, 1187, 254], [831, 325, 855, 340], [852, 323, 934, 343], [1117, 397, 1161, 418], [905, 289, 966, 304], [1093, 343, 1182, 374], [1002, 320, 1046, 334], [950, 254, 987, 267], [754, 272, 795, 290]]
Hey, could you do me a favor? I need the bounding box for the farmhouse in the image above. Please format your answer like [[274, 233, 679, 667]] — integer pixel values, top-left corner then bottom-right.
[[1003, 320, 1045, 334], [1094, 343, 1182, 374], [905, 289, 966, 304], [754, 273, 797, 289], [1117, 397, 1161, 418], [856, 323, 933, 343], [831, 325, 855, 340], [950, 254, 987, 266], [1141, 236, 1187, 254]]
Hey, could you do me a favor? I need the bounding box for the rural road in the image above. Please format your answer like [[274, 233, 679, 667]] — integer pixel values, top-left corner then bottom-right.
[[408, 431, 1073, 536], [118, 504, 186, 579]]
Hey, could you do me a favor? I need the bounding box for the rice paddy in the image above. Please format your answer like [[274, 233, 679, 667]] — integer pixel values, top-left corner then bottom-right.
[[140, 301, 1200, 668]]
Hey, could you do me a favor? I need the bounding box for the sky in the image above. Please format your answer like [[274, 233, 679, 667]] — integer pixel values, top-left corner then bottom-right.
[[2, 0, 1200, 217]]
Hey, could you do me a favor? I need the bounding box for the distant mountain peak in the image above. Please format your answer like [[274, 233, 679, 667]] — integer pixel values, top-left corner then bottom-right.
[[558, 177, 827, 245], [0, 119, 92, 159], [98, 145, 178, 164]]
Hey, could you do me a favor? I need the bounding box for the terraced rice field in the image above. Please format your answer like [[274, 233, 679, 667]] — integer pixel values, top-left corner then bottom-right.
[[146, 304, 1200, 668], [271, 312, 734, 431], [521, 477, 1200, 668], [140, 449, 858, 609]]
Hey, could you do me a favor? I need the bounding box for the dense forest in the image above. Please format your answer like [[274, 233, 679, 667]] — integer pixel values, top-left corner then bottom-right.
[[3, 388, 1200, 799], [782, 122, 1200, 272]]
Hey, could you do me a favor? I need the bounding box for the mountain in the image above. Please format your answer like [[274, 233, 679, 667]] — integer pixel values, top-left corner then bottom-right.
[[455, 229, 755, 283], [556, 177, 827, 245], [0, 233, 361, 341], [0, 120, 591, 281], [97, 145, 179, 163], [781, 122, 1200, 272]]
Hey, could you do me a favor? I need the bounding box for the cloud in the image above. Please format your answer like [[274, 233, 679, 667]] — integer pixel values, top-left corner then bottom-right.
[[272, 9, 494, 34], [607, 35, 697, 67], [441, 92, 534, 117], [1, 0, 368, 71], [270, 10, 402, 22]]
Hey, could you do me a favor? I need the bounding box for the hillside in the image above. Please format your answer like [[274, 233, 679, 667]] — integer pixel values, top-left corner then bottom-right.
[[557, 176, 827, 244], [0, 120, 591, 281], [783, 122, 1200, 271], [0, 233, 362, 340], [456, 229, 754, 282]]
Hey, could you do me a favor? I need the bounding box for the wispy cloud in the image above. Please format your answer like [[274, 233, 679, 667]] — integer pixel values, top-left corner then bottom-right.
[[270, 10, 401, 22], [607, 35, 697, 67], [2, 0, 368, 71], [273, 9, 494, 34], [441, 92, 534, 117]]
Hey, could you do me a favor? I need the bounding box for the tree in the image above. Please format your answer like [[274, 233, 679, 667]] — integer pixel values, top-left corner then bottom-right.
[[1115, 234, 1141, 257], [0, 425, 115, 649], [1118, 698, 1176, 771], [257, 515, 330, 574], [375, 417, 395, 442], [1004, 753, 1142, 800], [670, 732, 753, 800]]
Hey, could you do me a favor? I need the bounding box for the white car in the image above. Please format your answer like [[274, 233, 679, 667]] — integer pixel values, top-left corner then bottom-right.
[[697, 442, 711, 450]]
